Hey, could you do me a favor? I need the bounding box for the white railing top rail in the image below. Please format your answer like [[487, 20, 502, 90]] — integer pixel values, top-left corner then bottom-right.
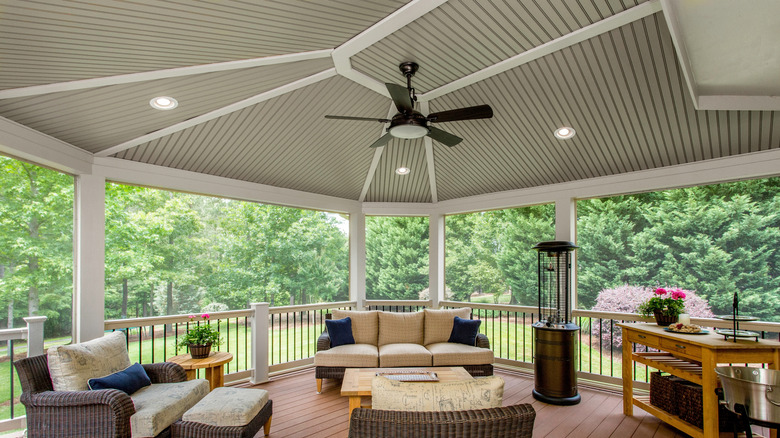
[[364, 300, 432, 307], [268, 301, 356, 314], [440, 300, 538, 313], [105, 309, 253, 330], [0, 327, 28, 342]]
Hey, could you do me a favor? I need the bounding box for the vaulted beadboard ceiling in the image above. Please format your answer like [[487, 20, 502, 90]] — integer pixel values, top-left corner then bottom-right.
[[1, 0, 779, 203]]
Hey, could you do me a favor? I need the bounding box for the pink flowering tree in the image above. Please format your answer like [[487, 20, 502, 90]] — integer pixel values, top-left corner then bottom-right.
[[589, 285, 714, 350]]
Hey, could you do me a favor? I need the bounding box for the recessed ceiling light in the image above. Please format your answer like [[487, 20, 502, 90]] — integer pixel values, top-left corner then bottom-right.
[[395, 167, 410, 175], [554, 127, 575, 139], [150, 96, 178, 110]]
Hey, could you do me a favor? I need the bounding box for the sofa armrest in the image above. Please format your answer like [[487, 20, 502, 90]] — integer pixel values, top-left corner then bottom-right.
[[22, 388, 135, 437], [143, 362, 187, 383], [317, 330, 331, 352], [476, 333, 490, 349]]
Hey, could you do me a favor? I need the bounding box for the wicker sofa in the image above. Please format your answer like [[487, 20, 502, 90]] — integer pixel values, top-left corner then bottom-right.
[[315, 308, 493, 392], [347, 403, 536, 438]]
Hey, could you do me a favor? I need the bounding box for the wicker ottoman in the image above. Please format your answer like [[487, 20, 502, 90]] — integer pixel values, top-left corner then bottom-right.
[[171, 387, 272, 438]]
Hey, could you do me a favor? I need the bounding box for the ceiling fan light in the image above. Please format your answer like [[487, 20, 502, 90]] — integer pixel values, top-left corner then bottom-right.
[[554, 126, 575, 139], [389, 124, 428, 139]]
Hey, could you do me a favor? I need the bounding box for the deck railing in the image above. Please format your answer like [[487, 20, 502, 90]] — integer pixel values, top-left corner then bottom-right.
[[0, 316, 46, 432]]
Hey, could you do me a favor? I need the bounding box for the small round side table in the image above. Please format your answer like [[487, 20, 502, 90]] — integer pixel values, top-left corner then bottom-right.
[[167, 351, 233, 391]]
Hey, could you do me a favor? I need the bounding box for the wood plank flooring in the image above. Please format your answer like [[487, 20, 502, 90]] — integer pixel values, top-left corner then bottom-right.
[[237, 367, 770, 438]]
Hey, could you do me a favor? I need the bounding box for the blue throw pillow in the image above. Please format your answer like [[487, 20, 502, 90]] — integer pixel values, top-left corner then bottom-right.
[[325, 317, 355, 347], [88, 362, 151, 395], [448, 316, 482, 346]]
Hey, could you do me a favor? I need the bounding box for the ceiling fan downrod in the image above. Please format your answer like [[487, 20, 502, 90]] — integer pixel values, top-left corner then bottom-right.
[[399, 61, 419, 106]]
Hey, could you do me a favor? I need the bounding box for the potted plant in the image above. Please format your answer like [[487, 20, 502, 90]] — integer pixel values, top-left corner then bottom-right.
[[178, 313, 222, 359], [638, 288, 686, 326]]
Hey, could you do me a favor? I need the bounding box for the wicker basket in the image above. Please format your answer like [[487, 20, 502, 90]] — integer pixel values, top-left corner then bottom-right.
[[653, 310, 678, 326], [650, 372, 685, 416], [676, 380, 738, 431]]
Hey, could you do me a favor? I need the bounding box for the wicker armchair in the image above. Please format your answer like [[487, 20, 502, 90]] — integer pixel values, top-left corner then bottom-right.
[[347, 403, 536, 438], [15, 354, 187, 438]]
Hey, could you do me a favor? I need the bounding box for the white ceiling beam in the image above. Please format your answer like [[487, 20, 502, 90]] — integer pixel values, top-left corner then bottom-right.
[[659, 0, 699, 110], [0, 50, 333, 100], [332, 0, 449, 97], [95, 68, 337, 157], [358, 103, 396, 202], [421, 0, 662, 101], [419, 102, 438, 203], [0, 116, 93, 174], [697, 95, 780, 111]]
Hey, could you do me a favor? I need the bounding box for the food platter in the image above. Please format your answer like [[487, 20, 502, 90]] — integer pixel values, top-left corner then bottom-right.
[[664, 328, 709, 335]]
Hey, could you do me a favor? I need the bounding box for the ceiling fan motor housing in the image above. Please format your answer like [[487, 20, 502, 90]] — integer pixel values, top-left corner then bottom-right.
[[388, 111, 429, 139]]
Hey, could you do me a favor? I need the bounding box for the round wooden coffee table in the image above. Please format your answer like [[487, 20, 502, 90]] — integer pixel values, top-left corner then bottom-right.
[[167, 351, 233, 391]]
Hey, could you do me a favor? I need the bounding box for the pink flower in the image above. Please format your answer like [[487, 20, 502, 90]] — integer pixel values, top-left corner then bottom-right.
[[671, 290, 686, 300], [654, 288, 667, 295], [201, 313, 210, 319], [188, 315, 195, 319]]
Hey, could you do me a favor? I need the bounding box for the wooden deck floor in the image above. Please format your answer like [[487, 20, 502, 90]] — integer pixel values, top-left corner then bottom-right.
[[237, 367, 768, 438]]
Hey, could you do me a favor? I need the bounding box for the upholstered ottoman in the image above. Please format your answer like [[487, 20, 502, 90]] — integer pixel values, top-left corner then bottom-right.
[[171, 387, 272, 438]]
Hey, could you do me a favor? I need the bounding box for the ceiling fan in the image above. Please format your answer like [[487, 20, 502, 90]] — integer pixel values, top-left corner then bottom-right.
[[325, 62, 493, 148]]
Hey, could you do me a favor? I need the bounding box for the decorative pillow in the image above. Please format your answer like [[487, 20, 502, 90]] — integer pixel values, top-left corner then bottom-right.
[[448, 316, 481, 345], [48, 331, 131, 391], [377, 311, 424, 346], [325, 317, 355, 347], [88, 362, 151, 394], [423, 307, 471, 346], [372, 375, 504, 412], [331, 310, 379, 345]]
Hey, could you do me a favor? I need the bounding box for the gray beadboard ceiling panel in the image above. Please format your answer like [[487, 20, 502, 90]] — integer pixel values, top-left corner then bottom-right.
[[430, 13, 780, 201], [351, 0, 646, 92], [0, 59, 333, 153], [365, 138, 431, 203], [0, 0, 407, 88], [114, 76, 389, 200]]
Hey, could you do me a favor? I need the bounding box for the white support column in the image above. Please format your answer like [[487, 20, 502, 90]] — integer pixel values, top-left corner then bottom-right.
[[73, 174, 106, 342], [250, 302, 269, 384], [350, 211, 367, 310], [23, 316, 47, 357], [429, 212, 446, 308], [554, 196, 578, 309]]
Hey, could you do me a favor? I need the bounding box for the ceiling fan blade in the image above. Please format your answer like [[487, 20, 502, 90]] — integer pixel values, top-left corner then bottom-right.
[[386, 83, 414, 113], [427, 127, 463, 147], [325, 115, 391, 122], [427, 105, 493, 123], [368, 133, 393, 148]]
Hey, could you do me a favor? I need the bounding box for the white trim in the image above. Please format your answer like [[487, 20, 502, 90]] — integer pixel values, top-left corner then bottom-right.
[[420, 102, 438, 203], [332, 0, 448, 96], [659, 0, 700, 110], [0, 50, 334, 99], [93, 157, 359, 213], [0, 116, 93, 174], [363, 202, 435, 216], [421, 0, 662, 100], [359, 103, 396, 201], [697, 94, 780, 111], [434, 148, 780, 215], [95, 68, 338, 157]]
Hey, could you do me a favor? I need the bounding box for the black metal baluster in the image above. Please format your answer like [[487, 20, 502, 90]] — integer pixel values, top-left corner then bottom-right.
[[10, 339, 14, 419]]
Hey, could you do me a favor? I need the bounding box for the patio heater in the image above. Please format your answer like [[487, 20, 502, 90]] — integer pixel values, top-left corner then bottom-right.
[[532, 241, 580, 405]]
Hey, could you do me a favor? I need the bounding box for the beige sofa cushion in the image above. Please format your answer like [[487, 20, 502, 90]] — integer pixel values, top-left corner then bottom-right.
[[182, 387, 268, 427], [378, 343, 432, 367], [47, 331, 131, 391], [372, 375, 504, 412], [314, 343, 379, 367], [423, 308, 472, 346], [377, 311, 424, 346], [130, 379, 209, 438], [331, 310, 379, 345], [426, 342, 494, 366]]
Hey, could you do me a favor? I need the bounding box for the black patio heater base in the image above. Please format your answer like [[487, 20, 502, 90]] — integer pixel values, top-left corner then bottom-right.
[[532, 389, 581, 406]]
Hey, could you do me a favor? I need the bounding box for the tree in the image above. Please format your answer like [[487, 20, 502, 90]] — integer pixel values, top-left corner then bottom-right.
[[366, 217, 429, 300]]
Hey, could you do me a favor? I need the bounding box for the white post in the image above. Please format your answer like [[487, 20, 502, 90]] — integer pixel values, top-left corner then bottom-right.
[[350, 211, 366, 310], [250, 302, 269, 384], [73, 174, 106, 342], [429, 212, 445, 308], [554, 196, 578, 308], [23, 316, 47, 357]]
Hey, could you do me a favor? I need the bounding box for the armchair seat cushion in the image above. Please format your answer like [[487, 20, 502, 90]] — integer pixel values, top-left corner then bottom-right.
[[378, 343, 432, 367], [129, 379, 209, 438], [314, 344, 378, 368], [426, 342, 495, 366]]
